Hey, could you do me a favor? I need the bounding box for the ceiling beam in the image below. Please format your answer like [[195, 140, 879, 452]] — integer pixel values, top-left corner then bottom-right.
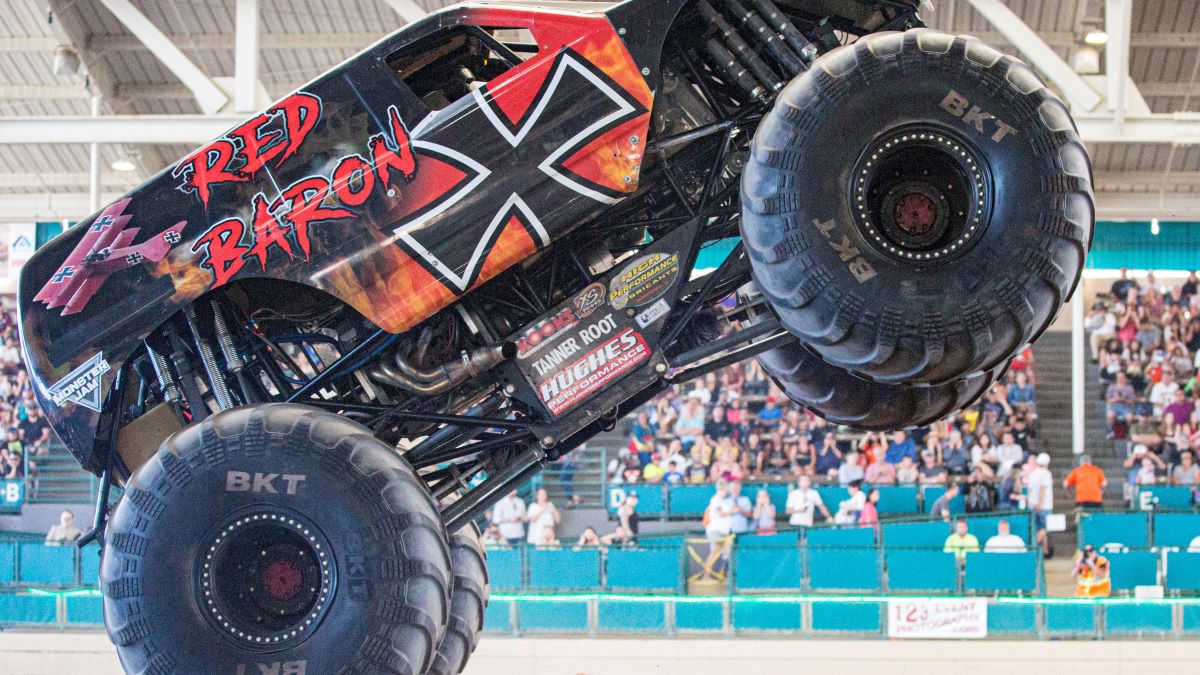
[[1094, 191, 1200, 221], [1094, 172, 1200, 190], [965, 0, 1102, 112], [1074, 114, 1200, 144], [0, 116, 242, 145], [384, 0, 429, 24], [96, 0, 229, 114], [0, 172, 140, 190]]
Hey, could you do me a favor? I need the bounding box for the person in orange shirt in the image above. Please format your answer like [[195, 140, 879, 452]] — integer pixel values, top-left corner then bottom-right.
[[1072, 545, 1111, 598], [1063, 454, 1108, 509]]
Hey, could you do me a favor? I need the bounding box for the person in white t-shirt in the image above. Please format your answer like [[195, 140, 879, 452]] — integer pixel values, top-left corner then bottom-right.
[[834, 481, 867, 524], [702, 481, 735, 581], [491, 490, 527, 544], [1026, 453, 1054, 556], [786, 475, 830, 527], [983, 519, 1026, 553], [524, 488, 560, 544], [995, 431, 1025, 477]]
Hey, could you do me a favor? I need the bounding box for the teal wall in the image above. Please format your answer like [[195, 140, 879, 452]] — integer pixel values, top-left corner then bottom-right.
[[1085, 221, 1200, 271]]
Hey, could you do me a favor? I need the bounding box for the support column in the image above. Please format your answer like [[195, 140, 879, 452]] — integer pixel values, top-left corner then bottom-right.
[[88, 95, 101, 214]]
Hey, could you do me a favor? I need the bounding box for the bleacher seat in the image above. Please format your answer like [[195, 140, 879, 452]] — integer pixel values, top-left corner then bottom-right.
[[964, 552, 1039, 593], [815, 486, 850, 511], [18, 542, 75, 585], [1078, 512, 1149, 548], [0, 592, 57, 624], [485, 547, 523, 590], [1136, 486, 1195, 511], [80, 544, 101, 586], [1153, 513, 1200, 548], [807, 548, 880, 592], [874, 486, 919, 514], [882, 521, 949, 548], [735, 546, 802, 590], [0, 541, 14, 584], [806, 527, 875, 547], [528, 548, 601, 590], [1105, 551, 1158, 591], [1165, 552, 1200, 592], [668, 485, 713, 517], [606, 547, 680, 591], [884, 550, 957, 592]]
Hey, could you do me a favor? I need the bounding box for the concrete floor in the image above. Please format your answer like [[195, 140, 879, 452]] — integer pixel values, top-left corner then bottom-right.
[[3, 632, 1200, 675]]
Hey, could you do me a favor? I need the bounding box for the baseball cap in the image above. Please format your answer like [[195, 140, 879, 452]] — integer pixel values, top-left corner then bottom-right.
[[1036, 453, 1051, 466]]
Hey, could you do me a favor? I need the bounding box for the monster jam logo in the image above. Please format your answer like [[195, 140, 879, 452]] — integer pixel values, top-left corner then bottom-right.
[[48, 352, 111, 412]]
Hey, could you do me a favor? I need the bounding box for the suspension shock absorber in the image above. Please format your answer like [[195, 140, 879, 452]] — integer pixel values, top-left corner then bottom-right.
[[751, 0, 818, 64], [184, 303, 235, 411], [697, 0, 783, 93], [211, 300, 260, 402], [721, 0, 806, 77], [145, 340, 188, 424], [702, 38, 767, 102]]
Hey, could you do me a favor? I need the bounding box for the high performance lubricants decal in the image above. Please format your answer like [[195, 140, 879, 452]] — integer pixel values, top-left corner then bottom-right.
[[608, 252, 680, 309], [538, 327, 650, 415]]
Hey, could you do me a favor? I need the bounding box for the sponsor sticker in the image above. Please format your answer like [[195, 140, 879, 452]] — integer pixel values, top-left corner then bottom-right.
[[48, 352, 110, 412], [538, 328, 650, 415], [636, 298, 671, 328], [515, 306, 580, 360], [573, 282, 606, 318], [608, 252, 680, 309]]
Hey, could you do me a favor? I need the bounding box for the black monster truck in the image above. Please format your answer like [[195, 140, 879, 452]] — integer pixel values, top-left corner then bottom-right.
[[17, 0, 1092, 672]]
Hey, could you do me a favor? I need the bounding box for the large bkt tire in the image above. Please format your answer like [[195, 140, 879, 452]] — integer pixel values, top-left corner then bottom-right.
[[743, 29, 1093, 384], [758, 339, 999, 430], [428, 524, 488, 675], [100, 404, 451, 675]]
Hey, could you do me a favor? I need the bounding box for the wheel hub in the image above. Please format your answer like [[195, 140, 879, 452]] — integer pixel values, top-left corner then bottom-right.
[[196, 508, 335, 649], [851, 127, 991, 263]]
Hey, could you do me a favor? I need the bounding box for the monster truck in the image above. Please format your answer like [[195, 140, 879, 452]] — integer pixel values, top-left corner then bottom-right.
[[17, 0, 1092, 672]]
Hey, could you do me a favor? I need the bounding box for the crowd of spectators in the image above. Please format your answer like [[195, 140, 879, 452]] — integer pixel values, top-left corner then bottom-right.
[[1088, 269, 1200, 498], [0, 298, 47, 484]]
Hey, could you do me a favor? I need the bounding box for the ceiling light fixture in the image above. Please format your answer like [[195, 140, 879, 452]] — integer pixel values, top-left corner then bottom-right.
[[111, 159, 137, 172], [1084, 31, 1109, 45]]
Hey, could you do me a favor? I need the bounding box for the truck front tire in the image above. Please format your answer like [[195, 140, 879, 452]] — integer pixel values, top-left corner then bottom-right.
[[100, 404, 451, 675]]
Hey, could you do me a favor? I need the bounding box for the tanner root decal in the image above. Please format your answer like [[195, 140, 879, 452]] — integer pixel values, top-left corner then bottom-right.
[[33, 199, 187, 316], [538, 328, 650, 415], [48, 352, 111, 412]]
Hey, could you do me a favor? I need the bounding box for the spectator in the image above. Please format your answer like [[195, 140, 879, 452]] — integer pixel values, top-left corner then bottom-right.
[[45, 510, 81, 545], [525, 488, 561, 544], [833, 480, 866, 524], [756, 395, 783, 431], [642, 454, 666, 482], [1110, 267, 1136, 300], [884, 430, 917, 465], [18, 406, 50, 455], [1071, 545, 1111, 598], [1007, 371, 1037, 420], [1106, 372, 1137, 434], [629, 410, 656, 465], [728, 481, 753, 534], [859, 488, 880, 526], [600, 524, 634, 547], [1063, 454, 1107, 509], [785, 475, 830, 527], [943, 431, 969, 476], [814, 433, 841, 479], [3, 451, 22, 479], [895, 455, 919, 484], [1172, 450, 1200, 485], [1188, 534, 1200, 553], [752, 488, 777, 535], [1027, 453, 1055, 557], [943, 518, 980, 560], [995, 431, 1025, 477], [1086, 302, 1117, 360], [704, 404, 734, 446], [963, 468, 996, 514], [983, 519, 1026, 553], [575, 526, 601, 549], [969, 433, 998, 477], [491, 489, 527, 545], [998, 466, 1025, 510], [482, 524, 505, 546], [618, 492, 640, 541], [838, 451, 865, 485], [674, 395, 706, 452], [864, 451, 896, 484], [1164, 390, 1195, 429], [917, 449, 948, 484], [1135, 456, 1161, 485], [705, 480, 734, 542], [536, 526, 560, 549], [1149, 370, 1180, 416], [664, 460, 684, 485]]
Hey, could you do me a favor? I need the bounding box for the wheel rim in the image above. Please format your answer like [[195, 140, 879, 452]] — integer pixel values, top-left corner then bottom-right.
[[196, 508, 336, 649], [851, 127, 992, 264]]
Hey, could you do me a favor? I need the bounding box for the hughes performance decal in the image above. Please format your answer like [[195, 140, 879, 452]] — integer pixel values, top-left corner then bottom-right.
[[608, 252, 680, 309], [184, 94, 419, 289], [538, 327, 650, 415], [33, 199, 186, 316], [48, 352, 111, 412]]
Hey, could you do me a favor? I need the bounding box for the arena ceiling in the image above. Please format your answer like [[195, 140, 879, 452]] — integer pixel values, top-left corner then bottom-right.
[[0, 0, 1197, 221]]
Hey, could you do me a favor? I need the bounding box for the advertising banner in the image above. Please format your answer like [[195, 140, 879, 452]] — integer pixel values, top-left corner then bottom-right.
[[886, 598, 988, 639]]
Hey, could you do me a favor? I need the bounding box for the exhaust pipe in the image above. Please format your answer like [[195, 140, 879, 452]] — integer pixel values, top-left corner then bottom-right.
[[371, 342, 516, 396]]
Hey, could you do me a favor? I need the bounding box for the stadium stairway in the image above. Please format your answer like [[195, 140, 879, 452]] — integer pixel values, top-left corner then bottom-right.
[[1030, 331, 1122, 558], [26, 445, 96, 504]]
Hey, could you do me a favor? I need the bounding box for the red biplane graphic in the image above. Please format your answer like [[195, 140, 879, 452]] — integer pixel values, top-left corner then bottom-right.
[[33, 198, 186, 316]]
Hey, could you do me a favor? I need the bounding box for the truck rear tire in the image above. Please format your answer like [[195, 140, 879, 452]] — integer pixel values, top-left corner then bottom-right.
[[100, 404, 451, 675], [758, 339, 998, 430], [429, 523, 489, 675], [742, 29, 1092, 384]]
